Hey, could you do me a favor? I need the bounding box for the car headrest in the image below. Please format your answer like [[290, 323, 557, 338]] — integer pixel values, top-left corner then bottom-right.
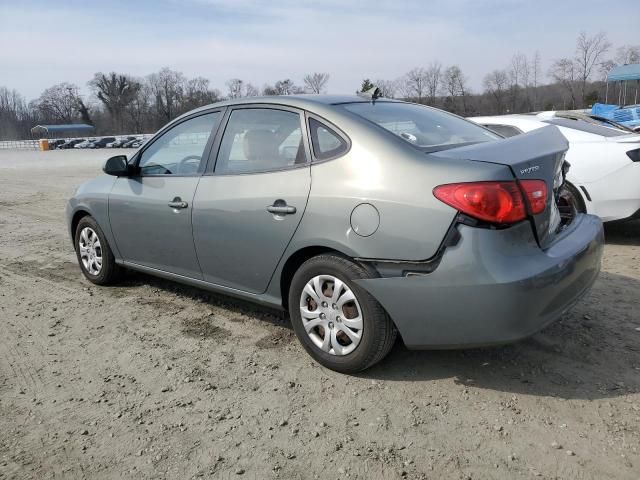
[[243, 129, 280, 162]]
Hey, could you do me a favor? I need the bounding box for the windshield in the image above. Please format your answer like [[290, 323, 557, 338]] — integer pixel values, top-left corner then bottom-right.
[[342, 102, 499, 150], [543, 118, 630, 137], [587, 115, 634, 133]]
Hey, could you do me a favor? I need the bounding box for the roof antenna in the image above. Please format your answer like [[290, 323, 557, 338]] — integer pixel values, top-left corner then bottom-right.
[[357, 86, 382, 101]]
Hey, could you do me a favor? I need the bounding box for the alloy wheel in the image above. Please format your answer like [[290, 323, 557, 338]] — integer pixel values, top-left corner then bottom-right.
[[78, 227, 102, 276]]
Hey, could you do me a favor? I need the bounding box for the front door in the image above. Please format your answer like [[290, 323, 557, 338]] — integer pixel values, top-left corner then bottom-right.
[[192, 107, 311, 293], [109, 111, 222, 278]]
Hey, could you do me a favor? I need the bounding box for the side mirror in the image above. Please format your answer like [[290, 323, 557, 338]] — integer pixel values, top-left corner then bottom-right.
[[103, 155, 130, 176]]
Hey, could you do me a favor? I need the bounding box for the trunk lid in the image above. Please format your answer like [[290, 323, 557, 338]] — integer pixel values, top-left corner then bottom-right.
[[433, 125, 569, 249]]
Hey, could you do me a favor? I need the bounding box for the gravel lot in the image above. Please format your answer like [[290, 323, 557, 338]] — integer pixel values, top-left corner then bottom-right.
[[1, 149, 639, 480]]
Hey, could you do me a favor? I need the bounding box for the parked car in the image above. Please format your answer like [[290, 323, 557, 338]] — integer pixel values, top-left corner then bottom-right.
[[58, 139, 83, 149], [67, 96, 603, 372], [48, 139, 66, 149], [107, 137, 136, 148], [470, 113, 640, 222], [121, 138, 141, 148], [88, 137, 116, 149], [74, 138, 96, 149]]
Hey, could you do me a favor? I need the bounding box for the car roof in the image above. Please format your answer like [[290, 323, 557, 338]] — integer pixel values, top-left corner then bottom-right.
[[185, 94, 399, 116]]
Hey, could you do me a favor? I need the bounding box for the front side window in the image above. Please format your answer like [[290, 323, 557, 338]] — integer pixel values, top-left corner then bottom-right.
[[215, 108, 307, 174], [138, 112, 221, 175], [308, 118, 349, 160], [342, 102, 499, 151]]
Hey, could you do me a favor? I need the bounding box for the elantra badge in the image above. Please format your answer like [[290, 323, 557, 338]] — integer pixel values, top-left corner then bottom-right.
[[520, 165, 540, 175]]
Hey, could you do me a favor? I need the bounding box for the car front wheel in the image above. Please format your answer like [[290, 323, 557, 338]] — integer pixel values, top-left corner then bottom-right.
[[288, 254, 397, 373], [74, 216, 120, 285]]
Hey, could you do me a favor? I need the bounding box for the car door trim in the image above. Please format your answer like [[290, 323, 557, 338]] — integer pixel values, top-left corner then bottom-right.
[[116, 260, 284, 310]]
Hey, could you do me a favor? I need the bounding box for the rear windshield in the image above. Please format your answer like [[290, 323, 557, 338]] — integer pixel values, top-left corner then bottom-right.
[[543, 118, 629, 137], [341, 102, 499, 150]]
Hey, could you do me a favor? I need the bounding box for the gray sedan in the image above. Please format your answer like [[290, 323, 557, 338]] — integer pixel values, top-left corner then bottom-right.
[[66, 95, 604, 372]]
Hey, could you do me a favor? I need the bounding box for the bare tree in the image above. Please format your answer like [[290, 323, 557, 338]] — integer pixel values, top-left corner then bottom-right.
[[183, 77, 220, 110], [456, 68, 471, 114], [403, 68, 428, 103], [126, 83, 152, 133], [0, 86, 33, 139], [425, 62, 442, 105], [575, 31, 611, 106], [226, 79, 259, 98], [147, 68, 186, 123], [509, 53, 528, 112], [263, 79, 299, 95], [599, 59, 616, 81], [615, 45, 640, 65], [303, 73, 330, 94], [245, 83, 260, 97], [226, 79, 244, 99], [483, 69, 509, 113], [262, 84, 278, 96], [549, 58, 579, 109], [89, 72, 141, 132], [531, 51, 542, 110], [441, 66, 469, 114], [275, 79, 297, 95], [374, 79, 399, 98], [33, 83, 81, 123]]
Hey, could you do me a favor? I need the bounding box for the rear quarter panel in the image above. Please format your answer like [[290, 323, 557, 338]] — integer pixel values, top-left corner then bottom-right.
[[289, 115, 514, 261]]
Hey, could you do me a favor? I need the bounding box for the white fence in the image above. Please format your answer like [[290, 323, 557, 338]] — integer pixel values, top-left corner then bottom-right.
[[0, 140, 40, 150], [0, 134, 154, 151]]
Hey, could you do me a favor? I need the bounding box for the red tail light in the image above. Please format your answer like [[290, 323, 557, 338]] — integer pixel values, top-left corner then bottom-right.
[[519, 179, 547, 215], [433, 180, 549, 224], [433, 179, 549, 224], [433, 181, 526, 224]]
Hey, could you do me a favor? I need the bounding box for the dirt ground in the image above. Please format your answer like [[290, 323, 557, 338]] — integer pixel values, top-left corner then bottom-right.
[[0, 149, 639, 480]]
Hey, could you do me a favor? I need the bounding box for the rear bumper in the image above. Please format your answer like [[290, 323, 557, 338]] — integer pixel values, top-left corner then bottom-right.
[[356, 214, 604, 349]]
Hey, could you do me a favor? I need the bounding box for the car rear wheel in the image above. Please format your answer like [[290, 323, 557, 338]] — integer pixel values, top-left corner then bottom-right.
[[74, 216, 120, 285], [557, 182, 586, 224], [288, 254, 397, 373]]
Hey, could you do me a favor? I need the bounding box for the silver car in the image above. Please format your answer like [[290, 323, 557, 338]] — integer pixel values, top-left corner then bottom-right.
[[66, 95, 604, 372]]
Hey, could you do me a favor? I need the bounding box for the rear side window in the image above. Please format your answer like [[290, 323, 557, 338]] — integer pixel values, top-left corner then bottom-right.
[[308, 118, 348, 160], [215, 108, 307, 174], [483, 124, 523, 138]]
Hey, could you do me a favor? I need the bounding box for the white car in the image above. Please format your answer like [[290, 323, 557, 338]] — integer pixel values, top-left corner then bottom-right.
[[73, 139, 95, 149], [470, 113, 640, 222]]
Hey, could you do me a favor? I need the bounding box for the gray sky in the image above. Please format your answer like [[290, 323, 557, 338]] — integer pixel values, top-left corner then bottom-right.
[[1, 0, 638, 100]]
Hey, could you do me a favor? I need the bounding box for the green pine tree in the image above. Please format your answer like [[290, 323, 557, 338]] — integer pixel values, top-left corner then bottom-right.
[[359, 79, 374, 93]]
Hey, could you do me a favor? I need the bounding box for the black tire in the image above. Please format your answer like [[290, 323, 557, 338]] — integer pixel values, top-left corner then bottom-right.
[[288, 254, 397, 373], [558, 182, 586, 216], [74, 216, 120, 285]]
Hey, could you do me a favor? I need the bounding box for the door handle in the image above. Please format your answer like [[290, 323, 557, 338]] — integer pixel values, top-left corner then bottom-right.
[[168, 197, 188, 209], [267, 200, 296, 215]]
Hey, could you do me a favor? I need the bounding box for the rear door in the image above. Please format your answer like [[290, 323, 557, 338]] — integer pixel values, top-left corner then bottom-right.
[[192, 106, 311, 293], [109, 111, 222, 278]]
